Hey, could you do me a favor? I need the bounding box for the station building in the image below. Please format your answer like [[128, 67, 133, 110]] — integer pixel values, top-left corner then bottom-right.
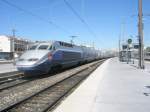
[[0, 35, 32, 60]]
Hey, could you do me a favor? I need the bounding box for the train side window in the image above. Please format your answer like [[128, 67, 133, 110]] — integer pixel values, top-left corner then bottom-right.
[[53, 46, 56, 50], [59, 42, 62, 46], [49, 46, 52, 50], [59, 41, 73, 47]]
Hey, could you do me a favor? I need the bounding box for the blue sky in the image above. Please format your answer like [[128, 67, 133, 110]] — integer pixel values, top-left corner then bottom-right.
[[0, 0, 150, 49]]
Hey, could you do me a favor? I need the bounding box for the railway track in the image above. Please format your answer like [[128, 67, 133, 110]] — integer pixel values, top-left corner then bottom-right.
[[0, 71, 23, 84], [0, 71, 29, 91], [0, 59, 105, 112], [0, 77, 31, 92], [0, 62, 93, 92]]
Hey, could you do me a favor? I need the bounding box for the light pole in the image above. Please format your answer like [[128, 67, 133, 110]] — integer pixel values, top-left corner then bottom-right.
[[12, 29, 16, 58], [138, 0, 145, 69]]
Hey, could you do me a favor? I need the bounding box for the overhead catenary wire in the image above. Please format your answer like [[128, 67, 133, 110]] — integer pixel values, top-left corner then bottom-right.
[[63, 0, 100, 42], [1, 0, 70, 34]]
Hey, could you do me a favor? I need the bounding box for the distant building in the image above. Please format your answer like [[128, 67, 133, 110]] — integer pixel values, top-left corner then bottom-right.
[[0, 35, 33, 60]]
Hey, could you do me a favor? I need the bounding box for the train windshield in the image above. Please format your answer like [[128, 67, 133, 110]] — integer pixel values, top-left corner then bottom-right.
[[38, 45, 49, 50]]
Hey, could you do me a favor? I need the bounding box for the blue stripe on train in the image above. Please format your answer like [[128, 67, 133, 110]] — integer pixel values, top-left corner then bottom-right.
[[52, 50, 63, 60]]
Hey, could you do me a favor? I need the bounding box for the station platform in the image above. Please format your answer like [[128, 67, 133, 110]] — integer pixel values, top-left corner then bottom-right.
[[53, 58, 150, 112], [0, 63, 17, 74]]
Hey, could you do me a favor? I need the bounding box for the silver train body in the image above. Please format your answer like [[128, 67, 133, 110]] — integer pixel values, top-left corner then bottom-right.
[[16, 41, 100, 74]]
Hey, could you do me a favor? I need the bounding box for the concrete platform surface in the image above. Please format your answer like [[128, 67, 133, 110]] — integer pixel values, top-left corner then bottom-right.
[[53, 58, 150, 112], [0, 63, 17, 74], [130, 59, 150, 73]]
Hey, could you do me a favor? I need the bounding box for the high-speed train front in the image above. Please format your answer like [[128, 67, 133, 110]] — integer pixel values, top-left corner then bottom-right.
[[16, 40, 100, 75], [16, 42, 53, 74]]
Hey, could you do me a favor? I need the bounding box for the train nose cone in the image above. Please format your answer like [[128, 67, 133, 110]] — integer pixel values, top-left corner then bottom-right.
[[16, 50, 50, 66]]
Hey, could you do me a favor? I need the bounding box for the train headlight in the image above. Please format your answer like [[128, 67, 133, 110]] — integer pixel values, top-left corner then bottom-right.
[[48, 53, 53, 60], [28, 58, 39, 61]]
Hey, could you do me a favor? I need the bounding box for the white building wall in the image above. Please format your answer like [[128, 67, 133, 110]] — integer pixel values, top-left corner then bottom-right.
[[0, 35, 11, 52]]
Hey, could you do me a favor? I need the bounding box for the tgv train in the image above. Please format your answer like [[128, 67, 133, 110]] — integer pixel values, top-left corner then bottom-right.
[[16, 41, 100, 74]]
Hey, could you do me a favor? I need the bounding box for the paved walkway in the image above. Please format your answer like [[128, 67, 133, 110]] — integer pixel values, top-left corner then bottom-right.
[[0, 63, 17, 74], [54, 58, 150, 112], [130, 59, 150, 73]]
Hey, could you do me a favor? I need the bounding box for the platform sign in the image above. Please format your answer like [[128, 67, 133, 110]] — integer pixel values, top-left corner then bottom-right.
[[128, 39, 132, 44]]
